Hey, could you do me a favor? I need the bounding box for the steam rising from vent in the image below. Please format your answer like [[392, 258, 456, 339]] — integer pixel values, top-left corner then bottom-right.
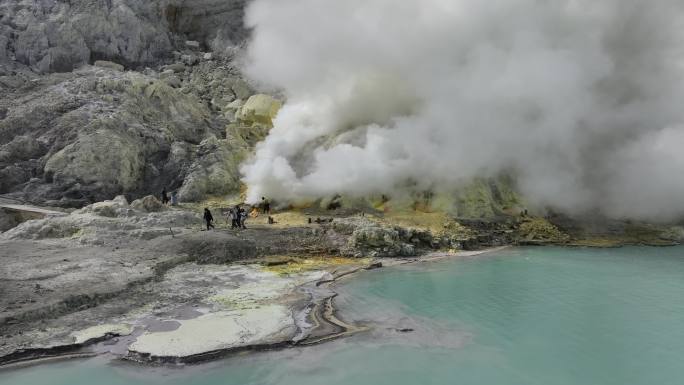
[[240, 0, 684, 221]]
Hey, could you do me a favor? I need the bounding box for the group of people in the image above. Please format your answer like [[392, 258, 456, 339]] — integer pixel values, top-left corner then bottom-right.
[[202, 206, 248, 230], [228, 206, 248, 229], [157, 187, 276, 231], [201, 197, 272, 231]]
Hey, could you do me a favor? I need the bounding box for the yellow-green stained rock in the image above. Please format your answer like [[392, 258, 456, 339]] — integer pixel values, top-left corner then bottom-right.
[[236, 94, 282, 127], [518, 217, 570, 244], [454, 177, 523, 218], [44, 126, 144, 191]]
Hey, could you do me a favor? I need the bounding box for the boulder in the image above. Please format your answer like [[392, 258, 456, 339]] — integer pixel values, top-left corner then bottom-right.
[[94, 60, 124, 72], [131, 195, 166, 213]]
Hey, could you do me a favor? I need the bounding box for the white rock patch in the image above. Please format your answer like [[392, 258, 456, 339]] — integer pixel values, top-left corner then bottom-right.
[[128, 305, 295, 358]]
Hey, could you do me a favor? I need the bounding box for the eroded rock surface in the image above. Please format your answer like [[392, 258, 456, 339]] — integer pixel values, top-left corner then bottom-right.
[[0, 0, 247, 73]]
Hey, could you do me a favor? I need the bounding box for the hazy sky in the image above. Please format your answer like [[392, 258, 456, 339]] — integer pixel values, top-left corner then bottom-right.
[[240, 0, 684, 221]]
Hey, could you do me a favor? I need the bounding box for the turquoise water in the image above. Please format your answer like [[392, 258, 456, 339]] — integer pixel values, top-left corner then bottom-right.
[[3, 246, 684, 385]]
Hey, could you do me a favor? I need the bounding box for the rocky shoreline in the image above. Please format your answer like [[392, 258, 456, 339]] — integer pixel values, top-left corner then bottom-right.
[[1, 194, 682, 369], [0, 238, 502, 370], [0, 253, 358, 368]]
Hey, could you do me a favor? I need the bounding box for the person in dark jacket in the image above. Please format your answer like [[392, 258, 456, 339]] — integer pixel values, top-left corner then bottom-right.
[[161, 188, 169, 205], [203, 208, 215, 230]]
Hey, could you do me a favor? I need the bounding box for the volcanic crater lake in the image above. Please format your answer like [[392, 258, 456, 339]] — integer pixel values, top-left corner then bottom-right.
[[3, 246, 684, 385]]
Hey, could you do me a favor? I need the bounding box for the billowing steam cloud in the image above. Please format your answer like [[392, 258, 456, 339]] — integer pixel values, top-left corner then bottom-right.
[[240, 0, 684, 221]]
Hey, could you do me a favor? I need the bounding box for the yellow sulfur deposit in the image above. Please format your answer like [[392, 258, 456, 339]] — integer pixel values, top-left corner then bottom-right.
[[236, 94, 282, 127], [263, 256, 369, 275]]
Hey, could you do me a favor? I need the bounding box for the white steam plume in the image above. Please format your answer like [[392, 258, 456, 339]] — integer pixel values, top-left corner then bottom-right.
[[240, 0, 684, 221]]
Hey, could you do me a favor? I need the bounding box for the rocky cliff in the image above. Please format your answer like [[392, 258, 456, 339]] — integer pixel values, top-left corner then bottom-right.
[[0, 0, 273, 207]]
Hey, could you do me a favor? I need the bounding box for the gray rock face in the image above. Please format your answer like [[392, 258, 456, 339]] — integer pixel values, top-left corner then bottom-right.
[[0, 0, 248, 73]]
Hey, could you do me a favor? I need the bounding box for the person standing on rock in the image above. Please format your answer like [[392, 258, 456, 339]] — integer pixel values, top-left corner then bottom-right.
[[203, 208, 215, 230], [161, 188, 170, 205]]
